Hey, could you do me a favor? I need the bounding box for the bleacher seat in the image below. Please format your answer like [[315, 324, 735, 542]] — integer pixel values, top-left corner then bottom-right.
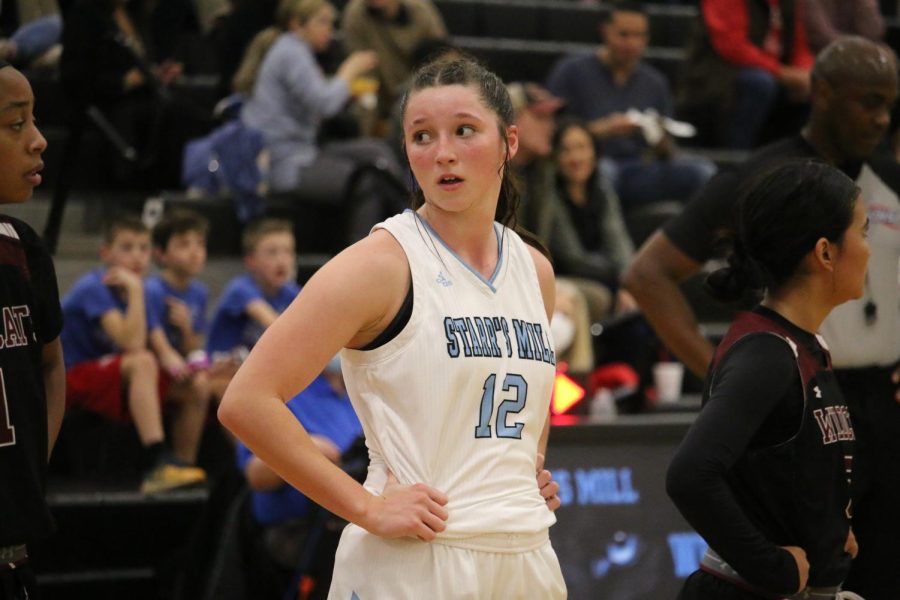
[[451, 36, 685, 88], [647, 5, 699, 49], [481, 1, 542, 40], [34, 480, 207, 600], [434, 0, 480, 37], [436, 0, 697, 49], [544, 4, 608, 44]]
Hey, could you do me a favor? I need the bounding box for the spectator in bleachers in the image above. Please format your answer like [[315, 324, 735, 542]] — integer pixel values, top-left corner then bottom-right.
[[546, 1, 715, 211], [191, 0, 232, 35], [145, 209, 214, 464], [341, 0, 447, 133], [507, 81, 561, 230], [82, 0, 224, 66], [239, 0, 407, 244], [508, 82, 614, 325], [679, 0, 814, 149], [0, 0, 62, 71], [624, 36, 899, 598], [552, 117, 637, 317], [553, 279, 595, 374], [214, 0, 277, 98], [60, 0, 212, 189], [805, 0, 884, 53], [205, 219, 299, 401], [61, 215, 208, 494], [147, 210, 211, 370], [235, 356, 362, 599], [129, 0, 196, 66]]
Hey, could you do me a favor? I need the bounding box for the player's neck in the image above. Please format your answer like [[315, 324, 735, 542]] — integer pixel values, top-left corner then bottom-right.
[[762, 286, 830, 334], [416, 207, 498, 278]]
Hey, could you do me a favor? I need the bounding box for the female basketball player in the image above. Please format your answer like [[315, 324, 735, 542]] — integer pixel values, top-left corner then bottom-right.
[[0, 61, 64, 600], [667, 160, 868, 599], [219, 55, 566, 598]]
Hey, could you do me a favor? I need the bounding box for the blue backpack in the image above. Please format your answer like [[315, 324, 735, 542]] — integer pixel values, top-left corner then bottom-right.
[[182, 119, 268, 222]]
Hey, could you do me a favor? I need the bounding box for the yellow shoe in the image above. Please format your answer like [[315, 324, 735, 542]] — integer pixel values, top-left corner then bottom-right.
[[140, 463, 207, 494]]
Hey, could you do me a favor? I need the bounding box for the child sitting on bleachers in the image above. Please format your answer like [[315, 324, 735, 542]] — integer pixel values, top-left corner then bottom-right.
[[146, 208, 214, 465], [61, 214, 207, 494], [206, 218, 300, 399]]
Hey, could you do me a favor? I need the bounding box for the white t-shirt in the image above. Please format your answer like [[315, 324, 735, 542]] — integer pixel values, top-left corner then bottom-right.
[[822, 163, 900, 368]]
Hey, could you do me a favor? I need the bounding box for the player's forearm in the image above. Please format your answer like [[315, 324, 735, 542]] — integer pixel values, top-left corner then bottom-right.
[[149, 329, 184, 371], [180, 329, 203, 354], [634, 284, 712, 377], [623, 262, 713, 378], [119, 288, 148, 349], [220, 390, 376, 528], [42, 339, 66, 458], [538, 415, 550, 457]]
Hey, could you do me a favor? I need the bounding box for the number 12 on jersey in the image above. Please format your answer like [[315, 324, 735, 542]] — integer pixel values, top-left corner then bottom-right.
[[475, 373, 527, 439]]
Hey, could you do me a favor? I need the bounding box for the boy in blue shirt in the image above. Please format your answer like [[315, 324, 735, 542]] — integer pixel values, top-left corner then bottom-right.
[[236, 355, 362, 598], [207, 219, 300, 399], [61, 215, 207, 494], [148, 209, 210, 367], [146, 208, 213, 467]]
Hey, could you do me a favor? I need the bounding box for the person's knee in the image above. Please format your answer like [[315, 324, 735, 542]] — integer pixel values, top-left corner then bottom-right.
[[187, 371, 213, 406], [736, 68, 778, 104], [121, 349, 159, 375]]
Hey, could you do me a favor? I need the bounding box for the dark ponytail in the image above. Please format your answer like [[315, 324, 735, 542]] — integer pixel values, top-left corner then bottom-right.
[[706, 159, 859, 302], [705, 237, 767, 302]]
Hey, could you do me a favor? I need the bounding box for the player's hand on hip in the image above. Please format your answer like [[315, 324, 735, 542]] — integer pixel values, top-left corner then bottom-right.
[[781, 545, 809, 593], [536, 453, 561, 512], [365, 471, 448, 541]]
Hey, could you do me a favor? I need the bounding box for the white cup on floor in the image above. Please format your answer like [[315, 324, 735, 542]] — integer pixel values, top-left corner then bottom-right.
[[653, 362, 684, 404]]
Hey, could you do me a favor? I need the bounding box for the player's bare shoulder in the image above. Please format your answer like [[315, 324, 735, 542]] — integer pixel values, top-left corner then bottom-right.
[[300, 228, 411, 347], [338, 228, 409, 287]]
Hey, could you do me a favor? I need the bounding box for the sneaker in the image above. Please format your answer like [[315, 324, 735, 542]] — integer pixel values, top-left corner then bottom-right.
[[140, 463, 207, 494]]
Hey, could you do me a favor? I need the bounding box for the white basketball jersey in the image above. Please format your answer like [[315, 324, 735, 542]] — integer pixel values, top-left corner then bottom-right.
[[341, 210, 557, 540]]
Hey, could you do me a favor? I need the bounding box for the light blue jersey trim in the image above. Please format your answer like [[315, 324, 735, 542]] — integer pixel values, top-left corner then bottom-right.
[[409, 209, 505, 294]]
